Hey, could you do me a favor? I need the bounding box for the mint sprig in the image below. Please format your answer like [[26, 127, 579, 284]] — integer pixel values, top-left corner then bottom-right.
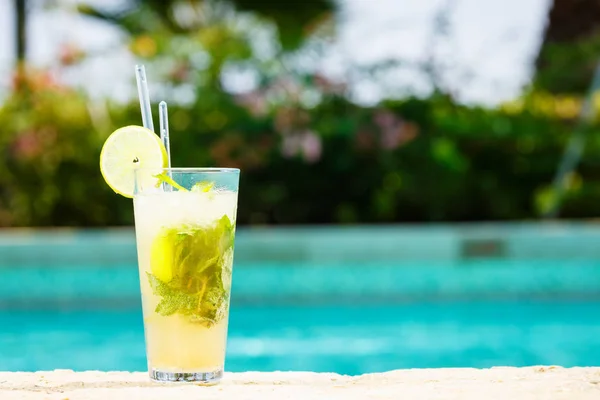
[[147, 215, 235, 327], [153, 173, 217, 195], [153, 172, 188, 192]]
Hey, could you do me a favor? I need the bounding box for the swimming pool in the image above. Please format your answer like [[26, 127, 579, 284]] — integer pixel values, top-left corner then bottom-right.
[[1, 224, 600, 373]]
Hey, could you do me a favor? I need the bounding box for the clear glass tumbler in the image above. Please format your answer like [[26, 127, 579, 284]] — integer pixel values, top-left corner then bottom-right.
[[132, 167, 240, 384]]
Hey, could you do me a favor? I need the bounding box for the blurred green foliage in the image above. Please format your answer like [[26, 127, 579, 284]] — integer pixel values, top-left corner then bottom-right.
[[535, 34, 600, 94], [0, 70, 123, 226], [77, 0, 334, 51], [2, 68, 599, 227], [1, 0, 600, 227], [533, 0, 600, 95]]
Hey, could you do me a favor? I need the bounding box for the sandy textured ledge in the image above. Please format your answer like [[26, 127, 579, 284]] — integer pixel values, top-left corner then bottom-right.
[[1, 367, 599, 399]]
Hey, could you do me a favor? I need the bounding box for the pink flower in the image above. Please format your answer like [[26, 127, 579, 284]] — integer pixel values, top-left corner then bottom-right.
[[12, 132, 44, 160], [59, 43, 85, 66], [281, 130, 322, 163], [235, 91, 268, 117], [301, 131, 322, 163], [373, 110, 419, 150]]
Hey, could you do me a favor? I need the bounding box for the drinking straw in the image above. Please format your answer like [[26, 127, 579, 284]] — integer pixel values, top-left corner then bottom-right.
[[135, 65, 154, 132], [158, 101, 172, 170], [158, 101, 173, 191]]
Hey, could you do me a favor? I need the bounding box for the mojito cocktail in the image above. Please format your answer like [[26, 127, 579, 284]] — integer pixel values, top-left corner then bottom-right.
[[133, 168, 239, 383], [98, 66, 239, 384]]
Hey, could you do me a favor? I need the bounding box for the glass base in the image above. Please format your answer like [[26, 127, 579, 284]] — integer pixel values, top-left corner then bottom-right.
[[150, 368, 223, 384]]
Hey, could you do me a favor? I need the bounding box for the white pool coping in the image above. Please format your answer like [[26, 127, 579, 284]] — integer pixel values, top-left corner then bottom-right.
[[1, 367, 599, 399]]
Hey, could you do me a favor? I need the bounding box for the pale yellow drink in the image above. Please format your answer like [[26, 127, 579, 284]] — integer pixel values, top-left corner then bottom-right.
[[133, 177, 238, 383], [98, 120, 240, 383]]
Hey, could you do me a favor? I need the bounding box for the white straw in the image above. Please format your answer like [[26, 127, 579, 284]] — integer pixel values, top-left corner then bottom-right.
[[158, 101, 172, 170], [135, 65, 154, 132], [159, 101, 173, 191]]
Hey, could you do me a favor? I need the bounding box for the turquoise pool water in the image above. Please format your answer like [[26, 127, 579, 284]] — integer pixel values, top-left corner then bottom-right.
[[2, 301, 600, 374], [1, 225, 600, 373]]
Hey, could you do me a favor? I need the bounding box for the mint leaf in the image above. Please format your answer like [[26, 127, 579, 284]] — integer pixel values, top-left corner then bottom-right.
[[146, 215, 235, 327], [153, 172, 188, 192], [147, 272, 172, 297], [155, 297, 179, 316]]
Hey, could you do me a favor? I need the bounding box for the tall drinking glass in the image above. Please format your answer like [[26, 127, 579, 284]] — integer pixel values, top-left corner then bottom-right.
[[132, 167, 240, 384]]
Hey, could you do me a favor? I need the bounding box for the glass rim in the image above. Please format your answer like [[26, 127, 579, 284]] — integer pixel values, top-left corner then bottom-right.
[[135, 167, 240, 174]]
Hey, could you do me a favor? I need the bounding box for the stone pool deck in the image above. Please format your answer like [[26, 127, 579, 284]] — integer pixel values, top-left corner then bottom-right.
[[1, 367, 599, 399]]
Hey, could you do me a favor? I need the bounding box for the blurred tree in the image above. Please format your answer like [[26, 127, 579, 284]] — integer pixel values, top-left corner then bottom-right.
[[77, 0, 334, 51], [14, 0, 27, 63], [534, 0, 600, 94], [7, 0, 600, 227], [231, 0, 334, 49]]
